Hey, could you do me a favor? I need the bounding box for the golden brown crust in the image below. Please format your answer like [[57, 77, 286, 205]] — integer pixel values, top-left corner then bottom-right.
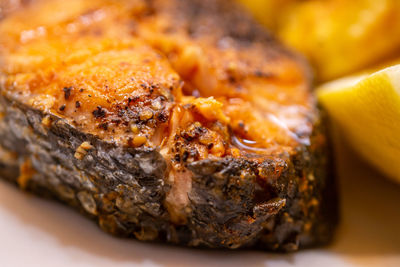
[[0, 0, 313, 157]]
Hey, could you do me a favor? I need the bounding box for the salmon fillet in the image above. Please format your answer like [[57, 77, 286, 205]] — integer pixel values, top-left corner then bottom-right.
[[0, 0, 337, 251]]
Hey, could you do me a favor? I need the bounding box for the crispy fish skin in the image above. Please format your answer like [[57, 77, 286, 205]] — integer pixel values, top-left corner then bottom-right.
[[0, 0, 337, 251]]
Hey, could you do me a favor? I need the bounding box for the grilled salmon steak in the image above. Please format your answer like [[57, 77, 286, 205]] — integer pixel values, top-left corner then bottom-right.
[[0, 0, 337, 251]]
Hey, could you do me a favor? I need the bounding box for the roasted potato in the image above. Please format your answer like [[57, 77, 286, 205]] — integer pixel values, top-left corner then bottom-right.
[[239, 0, 400, 81]]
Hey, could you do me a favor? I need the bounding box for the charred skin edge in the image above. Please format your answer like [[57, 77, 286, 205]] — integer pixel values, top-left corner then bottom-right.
[[0, 94, 337, 251]]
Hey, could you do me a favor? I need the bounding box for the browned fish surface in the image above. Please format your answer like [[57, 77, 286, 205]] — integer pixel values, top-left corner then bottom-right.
[[0, 0, 337, 251]]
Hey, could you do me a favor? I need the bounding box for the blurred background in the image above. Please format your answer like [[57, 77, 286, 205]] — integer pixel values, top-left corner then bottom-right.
[[238, 0, 400, 82]]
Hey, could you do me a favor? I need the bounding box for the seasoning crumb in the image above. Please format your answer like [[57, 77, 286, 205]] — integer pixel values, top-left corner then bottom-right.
[[41, 115, 52, 127], [93, 106, 106, 118], [59, 104, 66, 111], [63, 86, 72, 100], [132, 135, 147, 147], [74, 141, 93, 160], [151, 99, 162, 110], [99, 123, 108, 130], [75, 101, 81, 108], [304, 222, 312, 232], [80, 141, 93, 150], [140, 109, 153, 121], [310, 198, 319, 207], [17, 159, 35, 189], [130, 124, 139, 134]]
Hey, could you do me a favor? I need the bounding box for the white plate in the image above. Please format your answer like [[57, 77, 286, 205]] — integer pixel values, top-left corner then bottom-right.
[[1, 138, 399, 267]]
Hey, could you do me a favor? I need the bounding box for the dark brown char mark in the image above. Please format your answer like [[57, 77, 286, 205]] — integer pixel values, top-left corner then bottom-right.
[[0, 93, 337, 251]]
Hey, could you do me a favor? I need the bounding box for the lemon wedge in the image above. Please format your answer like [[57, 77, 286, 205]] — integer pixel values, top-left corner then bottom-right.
[[317, 65, 400, 183]]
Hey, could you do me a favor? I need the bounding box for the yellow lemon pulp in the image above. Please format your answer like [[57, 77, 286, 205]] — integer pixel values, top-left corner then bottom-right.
[[318, 65, 400, 183]]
